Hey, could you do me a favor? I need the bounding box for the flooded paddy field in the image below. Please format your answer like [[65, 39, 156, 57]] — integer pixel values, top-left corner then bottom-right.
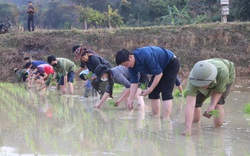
[[0, 77, 250, 156]]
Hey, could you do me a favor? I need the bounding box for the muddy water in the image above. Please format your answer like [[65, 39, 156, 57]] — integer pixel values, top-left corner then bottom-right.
[[0, 78, 250, 156]]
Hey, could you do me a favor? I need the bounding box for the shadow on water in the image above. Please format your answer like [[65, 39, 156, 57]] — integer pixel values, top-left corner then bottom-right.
[[0, 77, 250, 155]]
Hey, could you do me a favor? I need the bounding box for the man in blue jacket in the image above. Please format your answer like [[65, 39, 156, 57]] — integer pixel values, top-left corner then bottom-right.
[[116, 46, 180, 121]]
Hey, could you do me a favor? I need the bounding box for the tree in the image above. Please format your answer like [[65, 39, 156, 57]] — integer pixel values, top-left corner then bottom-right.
[[148, 0, 167, 20], [230, 0, 250, 21], [161, 5, 190, 25], [103, 5, 124, 28], [118, 0, 132, 24], [0, 2, 19, 25], [43, 2, 81, 29], [79, 7, 104, 29]]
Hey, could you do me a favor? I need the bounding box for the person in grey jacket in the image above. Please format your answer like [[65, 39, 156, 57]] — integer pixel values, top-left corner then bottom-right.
[[94, 64, 147, 109]]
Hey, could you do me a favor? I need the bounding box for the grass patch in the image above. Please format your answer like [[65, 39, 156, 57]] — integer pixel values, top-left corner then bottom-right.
[[244, 103, 250, 114]]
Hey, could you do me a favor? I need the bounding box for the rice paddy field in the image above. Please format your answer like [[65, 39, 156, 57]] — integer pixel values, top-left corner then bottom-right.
[[0, 77, 250, 156]]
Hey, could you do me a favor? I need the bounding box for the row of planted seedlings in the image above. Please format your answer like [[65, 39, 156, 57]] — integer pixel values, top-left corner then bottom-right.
[[43, 83, 163, 154], [0, 82, 152, 154], [105, 83, 188, 154], [0, 82, 106, 154], [0, 82, 208, 154], [0, 82, 77, 154], [108, 84, 176, 154], [26, 88, 117, 154], [0, 83, 41, 153]]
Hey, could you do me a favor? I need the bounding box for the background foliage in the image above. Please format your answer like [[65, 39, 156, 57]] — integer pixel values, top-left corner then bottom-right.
[[0, 0, 249, 30]]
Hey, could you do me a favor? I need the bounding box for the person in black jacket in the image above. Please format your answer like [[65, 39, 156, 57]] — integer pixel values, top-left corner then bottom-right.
[[78, 49, 112, 98]]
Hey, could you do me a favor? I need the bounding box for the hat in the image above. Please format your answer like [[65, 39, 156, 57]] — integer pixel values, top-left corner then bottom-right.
[[189, 61, 218, 87], [24, 62, 32, 69], [14, 68, 19, 73], [44, 66, 54, 75], [31, 65, 37, 69], [94, 64, 110, 81], [72, 45, 81, 53], [24, 57, 30, 61]]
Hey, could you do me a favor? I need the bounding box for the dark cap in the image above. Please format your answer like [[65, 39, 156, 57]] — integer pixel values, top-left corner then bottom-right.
[[94, 64, 110, 81], [24, 62, 32, 69], [72, 45, 81, 53], [28, 1, 32, 3], [24, 57, 30, 61], [31, 65, 37, 69]]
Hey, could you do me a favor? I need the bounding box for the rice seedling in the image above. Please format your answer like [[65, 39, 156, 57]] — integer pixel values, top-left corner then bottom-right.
[[139, 83, 147, 90], [86, 71, 93, 79], [173, 89, 181, 97], [243, 103, 250, 114], [183, 89, 187, 98], [114, 83, 124, 88], [51, 81, 57, 86], [208, 110, 219, 117], [108, 99, 116, 106]]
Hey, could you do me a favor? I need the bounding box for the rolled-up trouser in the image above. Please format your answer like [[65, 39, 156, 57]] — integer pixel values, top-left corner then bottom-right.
[[195, 83, 233, 108], [148, 57, 180, 101]]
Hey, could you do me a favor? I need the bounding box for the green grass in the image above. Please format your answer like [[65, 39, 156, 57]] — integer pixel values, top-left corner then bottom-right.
[[244, 103, 250, 114]]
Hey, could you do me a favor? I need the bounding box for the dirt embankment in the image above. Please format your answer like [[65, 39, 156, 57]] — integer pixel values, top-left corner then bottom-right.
[[0, 22, 249, 82]]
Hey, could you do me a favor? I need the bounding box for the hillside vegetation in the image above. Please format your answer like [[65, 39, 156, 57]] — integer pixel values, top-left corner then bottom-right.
[[0, 22, 249, 82]]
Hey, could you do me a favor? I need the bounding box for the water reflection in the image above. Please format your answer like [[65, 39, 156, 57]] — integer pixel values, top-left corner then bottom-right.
[[0, 80, 250, 155]]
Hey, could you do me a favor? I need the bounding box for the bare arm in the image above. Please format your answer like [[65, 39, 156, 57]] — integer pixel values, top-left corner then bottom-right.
[[63, 75, 68, 86], [115, 88, 130, 106], [126, 83, 138, 109], [94, 92, 110, 108], [182, 96, 196, 136], [75, 67, 86, 77], [207, 92, 223, 113], [53, 72, 57, 80], [141, 73, 162, 96]]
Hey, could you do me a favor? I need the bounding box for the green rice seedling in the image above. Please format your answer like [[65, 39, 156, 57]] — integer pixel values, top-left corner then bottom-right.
[[113, 83, 123, 89], [113, 83, 124, 93], [51, 81, 57, 86], [85, 71, 93, 79], [208, 110, 219, 117], [139, 83, 147, 90], [108, 100, 116, 106], [173, 89, 181, 97], [243, 103, 250, 114], [183, 89, 188, 98]]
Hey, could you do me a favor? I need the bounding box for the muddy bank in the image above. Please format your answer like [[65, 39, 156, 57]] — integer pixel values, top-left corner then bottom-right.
[[0, 22, 249, 82]]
